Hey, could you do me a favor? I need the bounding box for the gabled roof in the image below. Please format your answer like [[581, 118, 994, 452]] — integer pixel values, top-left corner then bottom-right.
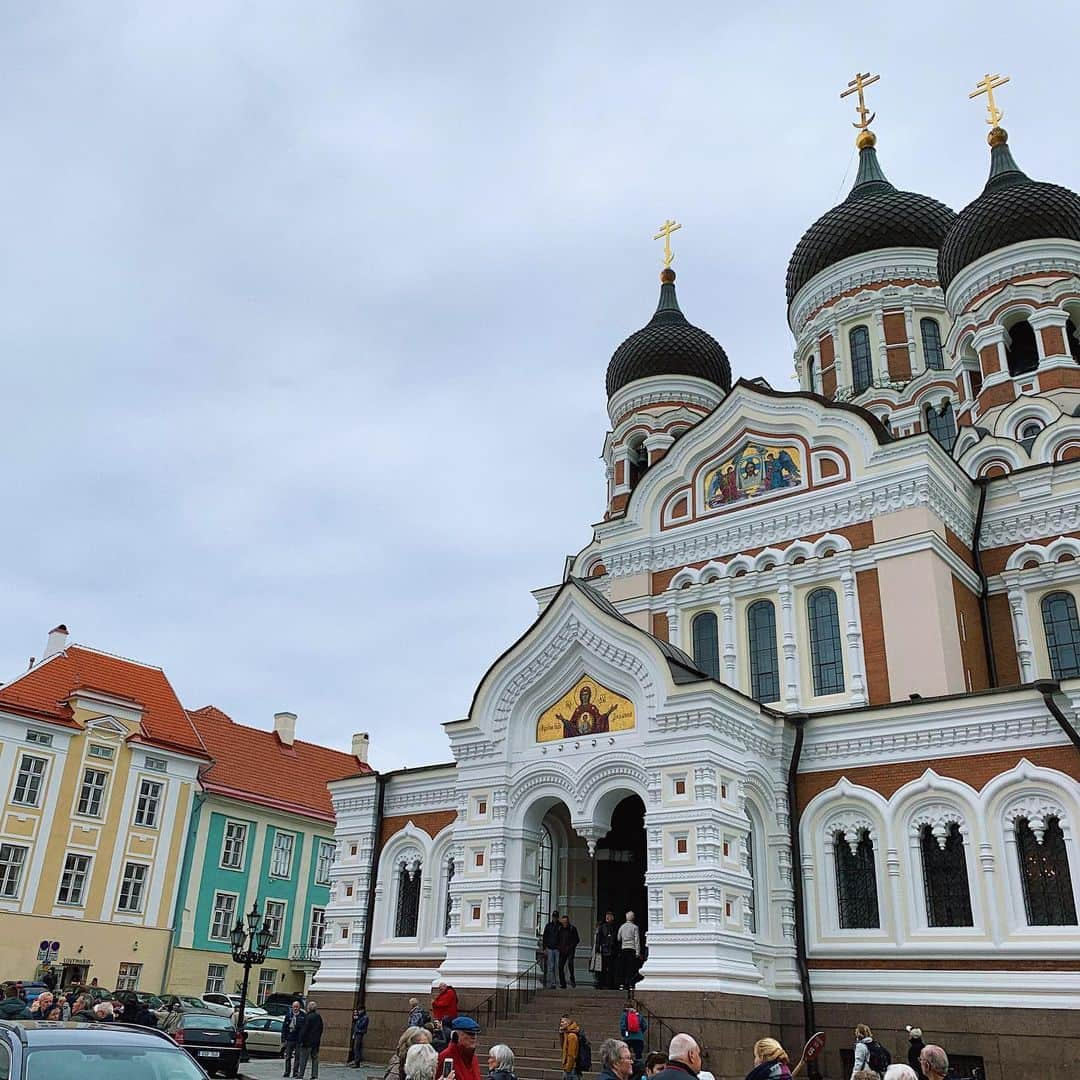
[[189, 705, 370, 822], [0, 645, 208, 757]]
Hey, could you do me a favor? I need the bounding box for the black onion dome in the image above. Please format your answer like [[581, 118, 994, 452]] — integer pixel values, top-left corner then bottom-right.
[[938, 130, 1080, 290], [606, 269, 731, 398], [786, 139, 956, 305]]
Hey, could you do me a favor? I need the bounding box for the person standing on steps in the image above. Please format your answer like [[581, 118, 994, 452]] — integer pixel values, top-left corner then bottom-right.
[[542, 911, 562, 989], [617, 912, 641, 992], [560, 1015, 582, 1080], [620, 1000, 648, 1068], [595, 911, 618, 990], [556, 914, 581, 989]]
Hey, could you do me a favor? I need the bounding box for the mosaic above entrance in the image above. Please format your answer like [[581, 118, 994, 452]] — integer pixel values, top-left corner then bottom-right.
[[536, 676, 635, 742], [703, 440, 802, 509]]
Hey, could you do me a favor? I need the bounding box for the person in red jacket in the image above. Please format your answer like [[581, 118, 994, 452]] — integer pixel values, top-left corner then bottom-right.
[[438, 1017, 482, 1080], [431, 982, 459, 1023]]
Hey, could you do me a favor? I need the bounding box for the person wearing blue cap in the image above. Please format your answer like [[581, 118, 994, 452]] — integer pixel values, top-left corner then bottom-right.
[[438, 1016, 483, 1080]]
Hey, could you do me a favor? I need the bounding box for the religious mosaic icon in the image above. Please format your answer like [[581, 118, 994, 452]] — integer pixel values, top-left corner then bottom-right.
[[536, 676, 635, 742], [703, 441, 802, 509]]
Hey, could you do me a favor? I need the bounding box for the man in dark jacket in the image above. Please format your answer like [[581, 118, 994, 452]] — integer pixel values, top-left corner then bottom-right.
[[295, 1000, 324, 1079], [281, 999, 306, 1078], [347, 1007, 369, 1068], [594, 911, 618, 990], [650, 1034, 700, 1080], [556, 914, 581, 989], [0, 983, 31, 1020], [542, 911, 561, 988]]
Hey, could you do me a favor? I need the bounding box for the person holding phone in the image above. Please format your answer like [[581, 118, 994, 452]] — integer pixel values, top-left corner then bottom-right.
[[438, 1016, 483, 1080]]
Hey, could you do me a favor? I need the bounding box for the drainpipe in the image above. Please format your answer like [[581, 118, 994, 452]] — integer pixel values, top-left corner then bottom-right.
[[972, 478, 999, 688], [356, 773, 386, 1011], [784, 713, 818, 1074], [1034, 680, 1080, 755]]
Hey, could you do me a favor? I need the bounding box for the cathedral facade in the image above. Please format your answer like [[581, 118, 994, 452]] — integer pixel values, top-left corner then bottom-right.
[[312, 91, 1080, 1079]]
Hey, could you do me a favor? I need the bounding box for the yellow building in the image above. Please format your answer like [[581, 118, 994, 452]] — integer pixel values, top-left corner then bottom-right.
[[0, 625, 207, 992]]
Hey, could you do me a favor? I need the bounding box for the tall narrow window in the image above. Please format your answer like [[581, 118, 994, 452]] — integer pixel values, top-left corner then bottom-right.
[[921, 823, 974, 927], [1006, 320, 1039, 376], [395, 863, 422, 937], [849, 325, 873, 393], [745, 824, 757, 935], [1041, 591, 1080, 679], [921, 317, 945, 369], [0, 844, 27, 899], [806, 355, 817, 393], [117, 862, 147, 913], [57, 854, 91, 906], [1067, 318, 1080, 364], [77, 768, 109, 817], [221, 822, 247, 870], [926, 400, 957, 452], [444, 854, 456, 935], [316, 841, 335, 886], [746, 600, 780, 703], [807, 588, 845, 695], [1017, 816, 1077, 926], [205, 964, 227, 995], [210, 892, 238, 940], [134, 779, 163, 828], [13, 755, 47, 807], [257, 968, 278, 1004], [536, 826, 553, 935], [264, 899, 286, 947], [309, 907, 326, 949], [270, 832, 295, 878], [834, 830, 879, 929], [692, 611, 721, 680]]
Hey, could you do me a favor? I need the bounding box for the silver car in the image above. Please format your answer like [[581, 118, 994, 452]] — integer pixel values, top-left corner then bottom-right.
[[243, 1014, 285, 1057]]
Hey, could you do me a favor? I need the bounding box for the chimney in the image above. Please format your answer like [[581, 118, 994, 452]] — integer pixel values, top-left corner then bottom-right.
[[43, 625, 69, 660], [273, 711, 297, 747], [351, 732, 370, 764]]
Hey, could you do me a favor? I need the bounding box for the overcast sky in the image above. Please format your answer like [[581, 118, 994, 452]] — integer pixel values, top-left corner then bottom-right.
[[2, 3, 1077, 770]]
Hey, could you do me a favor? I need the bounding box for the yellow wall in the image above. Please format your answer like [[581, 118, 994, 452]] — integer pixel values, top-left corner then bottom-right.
[[167, 947, 307, 998]]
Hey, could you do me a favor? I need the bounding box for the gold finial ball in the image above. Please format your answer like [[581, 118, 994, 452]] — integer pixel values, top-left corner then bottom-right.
[[988, 126, 1008, 147], [660, 267, 676, 284], [855, 129, 877, 150]]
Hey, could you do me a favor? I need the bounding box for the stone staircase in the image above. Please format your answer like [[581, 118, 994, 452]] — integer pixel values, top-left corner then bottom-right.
[[481, 989, 630, 1080]]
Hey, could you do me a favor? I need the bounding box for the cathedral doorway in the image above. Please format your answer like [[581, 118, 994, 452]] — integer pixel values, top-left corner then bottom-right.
[[595, 794, 648, 941]]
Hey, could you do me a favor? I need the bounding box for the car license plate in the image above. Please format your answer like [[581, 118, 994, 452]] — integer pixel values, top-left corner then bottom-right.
[[197, 1050, 221, 1058]]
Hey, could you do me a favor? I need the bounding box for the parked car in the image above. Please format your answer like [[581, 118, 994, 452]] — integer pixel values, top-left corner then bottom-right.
[[261, 992, 304, 1017], [243, 1014, 285, 1056], [0, 1018, 210, 1079], [114, 989, 169, 1021], [80, 986, 114, 1004], [201, 993, 266, 1019], [161, 993, 212, 1014], [162, 1008, 243, 1078]]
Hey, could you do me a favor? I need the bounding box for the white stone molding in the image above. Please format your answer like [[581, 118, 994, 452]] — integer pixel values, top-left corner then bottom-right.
[[606, 374, 724, 428]]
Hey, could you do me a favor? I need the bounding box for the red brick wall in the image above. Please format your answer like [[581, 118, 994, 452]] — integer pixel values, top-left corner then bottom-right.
[[651, 613, 669, 641], [987, 593, 1021, 685], [380, 809, 457, 844], [856, 569, 890, 704], [952, 576, 990, 691], [979, 342, 1001, 376], [1040, 325, 1066, 356], [882, 311, 911, 381], [820, 334, 837, 398]]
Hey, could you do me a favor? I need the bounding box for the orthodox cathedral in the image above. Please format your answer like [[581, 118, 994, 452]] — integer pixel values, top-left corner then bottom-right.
[[312, 76, 1080, 1079]]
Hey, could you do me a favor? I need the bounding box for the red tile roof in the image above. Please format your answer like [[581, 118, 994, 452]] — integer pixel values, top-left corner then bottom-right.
[[188, 706, 369, 822], [0, 646, 208, 757]]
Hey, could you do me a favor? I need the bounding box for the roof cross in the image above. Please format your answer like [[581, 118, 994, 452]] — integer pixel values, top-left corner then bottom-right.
[[970, 72, 1010, 127], [652, 219, 682, 268], [841, 71, 880, 131]]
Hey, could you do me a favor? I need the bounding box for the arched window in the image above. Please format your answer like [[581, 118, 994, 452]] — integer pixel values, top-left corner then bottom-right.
[[1019, 420, 1043, 442], [692, 611, 721, 680], [627, 438, 648, 487], [807, 355, 817, 393], [921, 318, 945, 370], [536, 825, 553, 935], [1067, 318, 1080, 364], [745, 824, 757, 935], [926, 400, 957, 452], [443, 854, 455, 935], [394, 862, 422, 937], [807, 588, 845, 695], [1005, 320, 1039, 376], [746, 600, 780, 703], [921, 822, 974, 927], [1016, 816, 1078, 926], [849, 325, 873, 394], [834, 829, 879, 929], [1041, 591, 1080, 679]]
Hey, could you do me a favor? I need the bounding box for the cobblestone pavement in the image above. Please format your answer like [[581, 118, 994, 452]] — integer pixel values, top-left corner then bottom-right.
[[240, 1055, 382, 1080]]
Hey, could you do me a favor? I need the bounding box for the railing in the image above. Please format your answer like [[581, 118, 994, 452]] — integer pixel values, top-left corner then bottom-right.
[[632, 994, 709, 1065], [290, 944, 322, 963], [464, 960, 543, 1030]]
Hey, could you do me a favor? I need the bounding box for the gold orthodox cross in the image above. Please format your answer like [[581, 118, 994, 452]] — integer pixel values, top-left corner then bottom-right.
[[653, 219, 682, 267], [841, 71, 880, 130], [970, 72, 1010, 126]]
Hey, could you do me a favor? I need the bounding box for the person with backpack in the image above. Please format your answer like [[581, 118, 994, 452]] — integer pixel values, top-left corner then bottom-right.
[[620, 1000, 648, 1066], [560, 1014, 589, 1080], [850, 1025, 890, 1078]]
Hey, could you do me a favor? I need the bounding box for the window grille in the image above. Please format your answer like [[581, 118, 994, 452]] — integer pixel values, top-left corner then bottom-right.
[[921, 823, 974, 927], [834, 830, 879, 929], [921, 318, 945, 369], [1041, 592, 1080, 680], [849, 326, 873, 393], [747, 600, 780, 703], [1016, 816, 1078, 926], [807, 588, 845, 695], [692, 611, 721, 680], [395, 863, 422, 937]]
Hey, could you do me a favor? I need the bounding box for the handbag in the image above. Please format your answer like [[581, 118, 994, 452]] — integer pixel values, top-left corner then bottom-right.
[[588, 949, 602, 973]]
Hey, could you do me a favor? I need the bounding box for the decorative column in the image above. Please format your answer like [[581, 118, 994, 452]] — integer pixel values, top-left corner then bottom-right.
[[720, 586, 737, 685], [840, 562, 868, 704], [666, 602, 681, 649], [1004, 575, 1035, 681], [777, 569, 800, 708]]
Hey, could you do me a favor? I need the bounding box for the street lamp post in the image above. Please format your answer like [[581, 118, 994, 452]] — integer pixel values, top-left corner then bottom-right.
[[229, 902, 274, 1037]]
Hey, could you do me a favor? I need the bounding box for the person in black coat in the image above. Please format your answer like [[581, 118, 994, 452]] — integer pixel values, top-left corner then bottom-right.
[[294, 1000, 324, 1079], [541, 911, 561, 989], [555, 915, 581, 989], [281, 1000, 307, 1078], [594, 912, 618, 990], [906, 1026, 927, 1079]]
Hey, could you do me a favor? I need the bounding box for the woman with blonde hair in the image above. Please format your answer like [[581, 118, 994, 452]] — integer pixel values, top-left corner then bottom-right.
[[850, 1025, 876, 1078], [744, 1038, 791, 1080], [386, 1026, 434, 1080]]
